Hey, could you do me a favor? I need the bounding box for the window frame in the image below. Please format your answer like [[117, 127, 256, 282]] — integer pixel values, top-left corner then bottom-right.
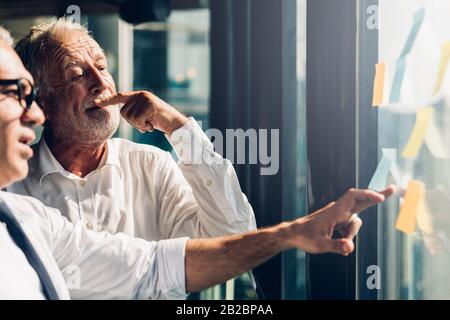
[[210, 0, 300, 299]]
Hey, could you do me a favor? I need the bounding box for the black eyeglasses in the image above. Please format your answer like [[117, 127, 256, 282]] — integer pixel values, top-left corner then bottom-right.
[[0, 78, 36, 111]]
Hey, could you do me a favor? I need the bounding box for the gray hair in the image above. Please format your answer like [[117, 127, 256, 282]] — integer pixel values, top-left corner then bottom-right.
[[0, 26, 14, 46], [15, 18, 91, 94]]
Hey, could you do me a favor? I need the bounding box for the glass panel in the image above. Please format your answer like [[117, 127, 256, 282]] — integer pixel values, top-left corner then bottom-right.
[[361, 0, 450, 299], [282, 0, 307, 300], [131, 9, 210, 150]]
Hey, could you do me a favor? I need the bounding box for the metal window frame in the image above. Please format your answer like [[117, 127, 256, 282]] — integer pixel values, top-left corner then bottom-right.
[[355, 0, 379, 300], [210, 0, 298, 299], [306, 0, 359, 299]]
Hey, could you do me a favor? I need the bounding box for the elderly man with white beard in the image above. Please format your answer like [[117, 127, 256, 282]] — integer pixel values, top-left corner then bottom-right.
[[8, 18, 258, 242]]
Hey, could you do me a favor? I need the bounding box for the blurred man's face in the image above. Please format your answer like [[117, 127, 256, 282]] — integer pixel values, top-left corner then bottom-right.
[[0, 43, 44, 188], [42, 31, 120, 145]]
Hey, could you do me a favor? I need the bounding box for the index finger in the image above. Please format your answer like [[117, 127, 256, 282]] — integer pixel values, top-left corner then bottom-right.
[[349, 186, 395, 213], [95, 92, 135, 107], [337, 189, 385, 216]]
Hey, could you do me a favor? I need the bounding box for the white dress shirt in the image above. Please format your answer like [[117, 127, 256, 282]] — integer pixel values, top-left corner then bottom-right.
[[8, 118, 256, 240], [0, 222, 46, 300], [0, 191, 188, 300]]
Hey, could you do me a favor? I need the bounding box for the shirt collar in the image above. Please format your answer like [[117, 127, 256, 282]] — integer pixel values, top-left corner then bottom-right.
[[102, 139, 123, 178], [36, 138, 123, 186]]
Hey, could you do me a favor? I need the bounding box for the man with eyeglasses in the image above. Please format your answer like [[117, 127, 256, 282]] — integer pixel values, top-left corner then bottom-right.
[[0, 27, 394, 300]]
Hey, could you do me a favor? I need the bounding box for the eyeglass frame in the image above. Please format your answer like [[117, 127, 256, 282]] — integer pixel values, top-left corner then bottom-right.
[[0, 78, 37, 111]]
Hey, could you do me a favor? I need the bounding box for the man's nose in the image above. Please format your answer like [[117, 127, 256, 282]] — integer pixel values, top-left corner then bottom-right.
[[20, 102, 45, 127], [89, 67, 108, 95]]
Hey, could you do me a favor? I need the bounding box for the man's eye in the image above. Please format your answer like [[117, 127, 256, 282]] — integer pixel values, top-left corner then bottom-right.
[[2, 89, 19, 96], [72, 74, 84, 80], [97, 66, 107, 71]]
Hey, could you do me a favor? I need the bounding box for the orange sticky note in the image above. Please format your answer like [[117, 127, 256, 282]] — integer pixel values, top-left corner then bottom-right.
[[395, 180, 424, 235], [372, 62, 386, 106]]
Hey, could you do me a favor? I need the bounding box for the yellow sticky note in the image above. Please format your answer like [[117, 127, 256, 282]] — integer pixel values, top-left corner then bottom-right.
[[372, 62, 386, 106], [433, 41, 450, 94], [395, 180, 424, 235], [401, 107, 433, 158], [401, 42, 450, 160]]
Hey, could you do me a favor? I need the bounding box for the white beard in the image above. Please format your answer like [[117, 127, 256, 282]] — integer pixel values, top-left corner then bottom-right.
[[47, 105, 121, 145]]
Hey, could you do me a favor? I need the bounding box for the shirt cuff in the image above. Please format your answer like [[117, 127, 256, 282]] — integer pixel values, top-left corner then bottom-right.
[[156, 237, 189, 300], [167, 117, 217, 165]]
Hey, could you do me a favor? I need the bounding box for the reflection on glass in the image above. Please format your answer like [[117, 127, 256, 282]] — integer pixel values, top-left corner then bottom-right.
[[282, 0, 307, 300], [133, 9, 210, 151], [376, 0, 450, 299]]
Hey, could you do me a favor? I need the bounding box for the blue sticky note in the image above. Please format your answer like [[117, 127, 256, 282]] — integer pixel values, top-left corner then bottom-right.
[[389, 57, 407, 103], [389, 7, 425, 103], [383, 148, 397, 163], [400, 7, 425, 57], [368, 149, 398, 191]]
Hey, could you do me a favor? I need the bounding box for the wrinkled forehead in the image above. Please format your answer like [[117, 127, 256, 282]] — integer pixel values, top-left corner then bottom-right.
[[49, 32, 105, 70], [0, 43, 33, 82]]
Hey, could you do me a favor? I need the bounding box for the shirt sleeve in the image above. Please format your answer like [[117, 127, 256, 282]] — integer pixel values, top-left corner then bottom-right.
[[156, 118, 257, 239], [44, 205, 188, 300]]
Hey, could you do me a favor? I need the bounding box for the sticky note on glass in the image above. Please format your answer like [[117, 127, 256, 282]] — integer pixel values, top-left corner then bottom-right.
[[401, 40, 450, 159], [389, 57, 407, 104], [372, 62, 386, 106], [400, 7, 425, 57], [368, 149, 398, 191], [433, 41, 450, 94], [395, 180, 424, 235], [401, 107, 433, 158], [401, 106, 449, 159], [389, 8, 425, 104]]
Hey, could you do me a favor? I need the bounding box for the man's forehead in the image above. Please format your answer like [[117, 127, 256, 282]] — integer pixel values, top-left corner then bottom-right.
[[53, 33, 105, 65], [0, 44, 33, 83]]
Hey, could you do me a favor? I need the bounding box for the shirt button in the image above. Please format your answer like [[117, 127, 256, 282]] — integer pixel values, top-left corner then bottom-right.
[[205, 180, 212, 187], [86, 222, 93, 230], [80, 180, 86, 187]]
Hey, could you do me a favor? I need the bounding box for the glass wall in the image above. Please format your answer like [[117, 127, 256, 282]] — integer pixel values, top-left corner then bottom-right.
[[282, 0, 307, 300], [360, 0, 450, 299], [131, 9, 210, 151]]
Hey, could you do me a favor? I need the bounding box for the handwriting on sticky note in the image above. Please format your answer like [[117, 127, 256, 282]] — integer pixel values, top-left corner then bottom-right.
[[373, 62, 386, 107], [395, 180, 424, 235]]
